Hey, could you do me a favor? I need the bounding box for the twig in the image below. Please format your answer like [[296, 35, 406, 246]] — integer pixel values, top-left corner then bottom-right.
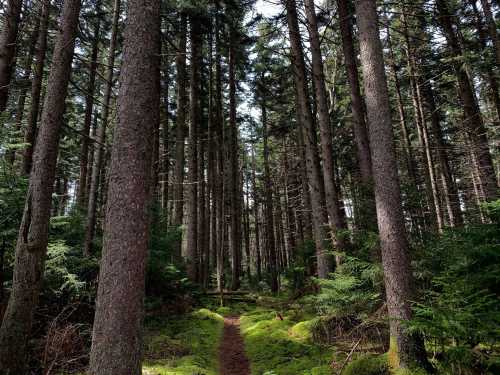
[[336, 337, 362, 375]]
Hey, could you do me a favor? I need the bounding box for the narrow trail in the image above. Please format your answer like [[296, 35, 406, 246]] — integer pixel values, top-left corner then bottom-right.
[[219, 316, 251, 375]]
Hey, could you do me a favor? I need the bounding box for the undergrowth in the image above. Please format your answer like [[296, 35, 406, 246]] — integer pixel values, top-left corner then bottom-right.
[[142, 308, 224, 375], [240, 307, 334, 375]]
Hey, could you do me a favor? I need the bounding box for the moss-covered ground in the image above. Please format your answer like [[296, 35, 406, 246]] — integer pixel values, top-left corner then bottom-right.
[[239, 307, 335, 375], [142, 308, 224, 375]]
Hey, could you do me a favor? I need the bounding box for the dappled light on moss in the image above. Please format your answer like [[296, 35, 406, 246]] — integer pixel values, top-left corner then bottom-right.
[[240, 308, 333, 375], [142, 308, 223, 375]]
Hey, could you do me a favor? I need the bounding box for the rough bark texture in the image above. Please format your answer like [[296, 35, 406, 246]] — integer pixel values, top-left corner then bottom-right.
[[0, 0, 23, 113], [304, 0, 349, 254], [83, 0, 121, 256], [285, 0, 332, 278], [172, 13, 187, 262], [186, 16, 202, 281], [354, 0, 428, 369], [23, 0, 50, 175], [88, 0, 160, 373], [0, 0, 82, 371], [336, 0, 377, 230]]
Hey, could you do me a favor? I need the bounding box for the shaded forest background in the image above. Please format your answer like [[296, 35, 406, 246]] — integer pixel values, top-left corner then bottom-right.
[[0, 0, 499, 374]]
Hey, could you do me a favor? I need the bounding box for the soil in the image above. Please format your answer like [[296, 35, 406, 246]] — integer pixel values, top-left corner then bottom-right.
[[218, 316, 251, 375]]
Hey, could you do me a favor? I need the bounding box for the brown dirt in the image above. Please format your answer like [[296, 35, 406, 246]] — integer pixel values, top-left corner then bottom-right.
[[219, 316, 251, 375]]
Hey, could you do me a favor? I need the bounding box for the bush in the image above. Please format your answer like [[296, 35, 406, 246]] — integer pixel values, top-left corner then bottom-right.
[[410, 224, 500, 373]]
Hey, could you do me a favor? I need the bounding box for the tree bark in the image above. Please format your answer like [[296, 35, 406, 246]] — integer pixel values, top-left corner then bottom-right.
[[172, 13, 187, 262], [285, 0, 332, 278], [0, 0, 82, 371], [22, 0, 50, 176], [186, 16, 202, 281], [304, 0, 350, 254], [354, 0, 429, 369], [228, 35, 241, 290], [6, 17, 40, 164], [0, 0, 23, 114], [251, 146, 262, 281], [261, 98, 278, 292], [336, 0, 377, 230], [83, 0, 121, 256], [88, 0, 160, 372]]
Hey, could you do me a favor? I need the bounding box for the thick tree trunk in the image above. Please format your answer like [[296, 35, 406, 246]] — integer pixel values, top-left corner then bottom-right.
[[436, 0, 498, 202], [285, 0, 332, 278], [304, 0, 350, 254], [336, 0, 377, 230], [172, 14, 187, 262], [22, 0, 50, 176], [354, 0, 429, 369], [0, 0, 82, 371], [186, 16, 202, 281], [0, 0, 22, 114], [83, 0, 121, 256], [88, 0, 160, 372], [77, 0, 102, 208]]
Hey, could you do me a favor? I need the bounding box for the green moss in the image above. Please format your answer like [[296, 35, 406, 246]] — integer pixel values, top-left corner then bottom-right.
[[393, 368, 427, 375], [388, 336, 399, 369], [342, 354, 389, 375], [289, 319, 315, 342], [240, 309, 334, 375], [142, 308, 223, 375], [216, 306, 232, 316]]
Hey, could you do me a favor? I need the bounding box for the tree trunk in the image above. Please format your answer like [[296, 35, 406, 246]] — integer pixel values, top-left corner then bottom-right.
[[436, 0, 498, 202], [77, 0, 102, 208], [88, 0, 160, 372], [354, 0, 429, 369], [215, 10, 225, 292], [285, 0, 332, 278], [83, 0, 121, 256], [0, 0, 22, 114], [261, 99, 278, 292], [0, 0, 82, 371], [228, 36, 241, 290], [6, 17, 40, 164], [186, 16, 202, 281], [22, 0, 50, 176], [304, 0, 350, 253], [336, 0, 377, 230], [251, 146, 262, 281], [172, 13, 187, 262]]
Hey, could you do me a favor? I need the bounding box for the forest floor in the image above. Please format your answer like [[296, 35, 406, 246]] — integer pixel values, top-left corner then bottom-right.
[[141, 298, 338, 375]]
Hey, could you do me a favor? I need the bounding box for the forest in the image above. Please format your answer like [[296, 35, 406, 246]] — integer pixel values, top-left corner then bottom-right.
[[0, 0, 499, 374]]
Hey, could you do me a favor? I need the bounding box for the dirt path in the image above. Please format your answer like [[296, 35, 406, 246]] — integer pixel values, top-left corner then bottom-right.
[[218, 316, 251, 375]]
